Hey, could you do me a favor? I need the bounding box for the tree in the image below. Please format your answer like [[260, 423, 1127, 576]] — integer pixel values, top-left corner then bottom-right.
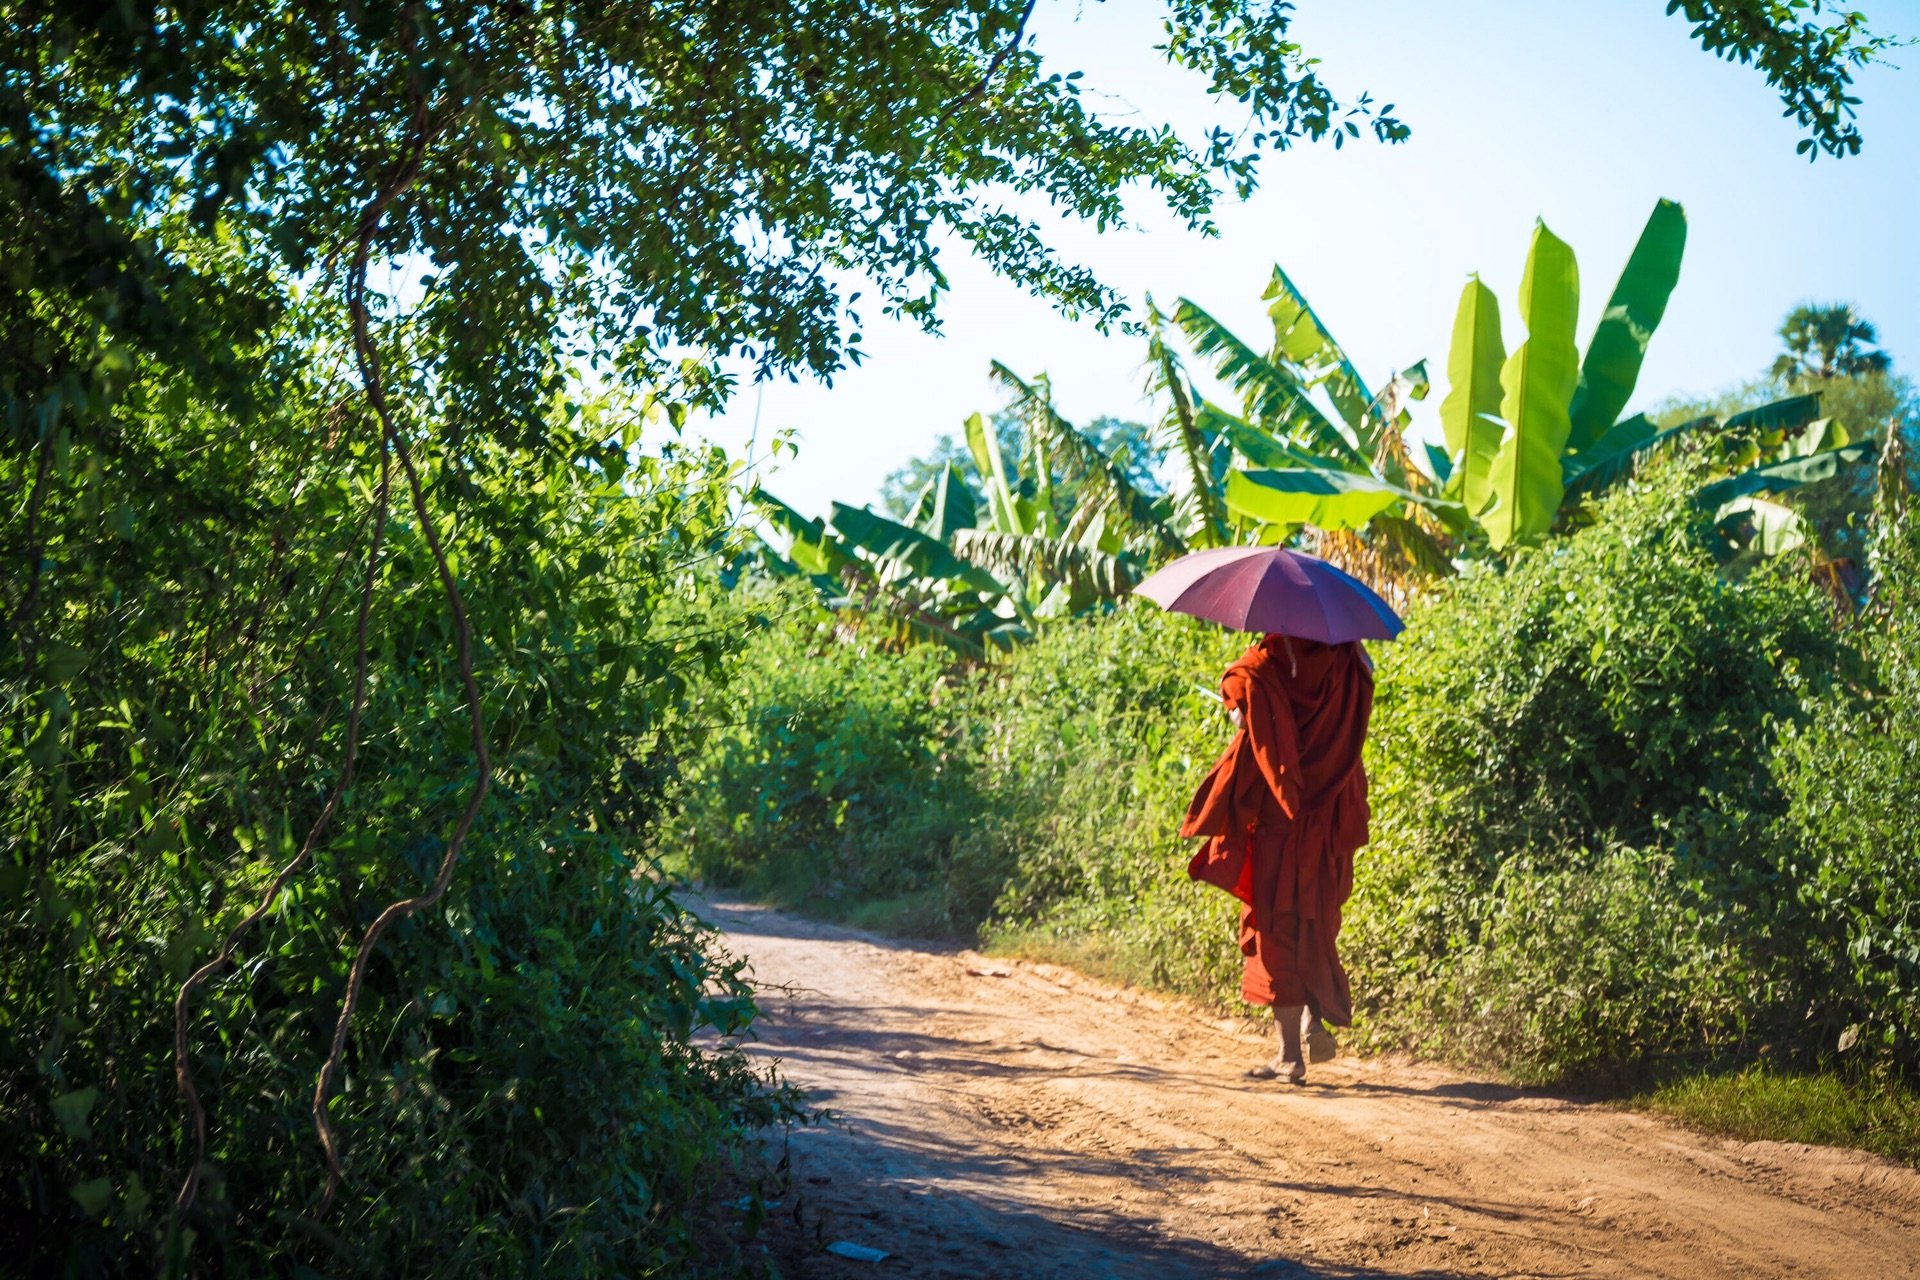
[[1773, 305, 1894, 381]]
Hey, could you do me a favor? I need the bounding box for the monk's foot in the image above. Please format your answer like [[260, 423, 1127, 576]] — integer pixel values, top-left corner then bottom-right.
[[1306, 1021, 1339, 1065], [1246, 1057, 1307, 1084]]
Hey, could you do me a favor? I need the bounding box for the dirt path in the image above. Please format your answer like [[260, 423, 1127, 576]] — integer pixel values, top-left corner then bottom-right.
[[705, 901, 1920, 1279]]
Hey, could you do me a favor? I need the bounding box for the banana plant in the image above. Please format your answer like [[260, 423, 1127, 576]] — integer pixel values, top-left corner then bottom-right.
[[747, 486, 1025, 656], [1169, 265, 1460, 597], [1435, 200, 1686, 549], [746, 376, 1157, 650]]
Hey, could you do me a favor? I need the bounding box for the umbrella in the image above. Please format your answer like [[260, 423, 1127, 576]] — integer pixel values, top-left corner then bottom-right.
[[1132, 546, 1403, 643]]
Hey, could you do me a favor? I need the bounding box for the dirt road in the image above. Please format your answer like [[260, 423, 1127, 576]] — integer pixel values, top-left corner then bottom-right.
[[706, 901, 1920, 1279]]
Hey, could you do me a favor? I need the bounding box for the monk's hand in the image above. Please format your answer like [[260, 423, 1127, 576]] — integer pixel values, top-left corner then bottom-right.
[[1228, 705, 1244, 730]]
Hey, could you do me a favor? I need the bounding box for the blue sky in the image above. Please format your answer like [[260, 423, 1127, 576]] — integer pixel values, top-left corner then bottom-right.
[[696, 0, 1919, 517]]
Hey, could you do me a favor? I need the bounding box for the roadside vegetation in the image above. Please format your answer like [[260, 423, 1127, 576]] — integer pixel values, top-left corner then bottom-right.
[[677, 300, 1920, 1165]]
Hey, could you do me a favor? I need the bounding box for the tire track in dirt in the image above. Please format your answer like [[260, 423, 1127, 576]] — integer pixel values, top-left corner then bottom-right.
[[704, 901, 1920, 1279]]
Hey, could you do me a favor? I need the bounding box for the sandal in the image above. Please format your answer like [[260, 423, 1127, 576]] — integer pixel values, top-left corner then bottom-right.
[[1244, 1060, 1308, 1084]]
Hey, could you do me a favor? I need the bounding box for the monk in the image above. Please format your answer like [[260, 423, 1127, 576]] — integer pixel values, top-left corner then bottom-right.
[[1181, 633, 1373, 1084]]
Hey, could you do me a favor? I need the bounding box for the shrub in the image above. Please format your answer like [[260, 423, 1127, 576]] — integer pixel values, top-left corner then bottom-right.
[[1770, 510, 1920, 1070], [667, 599, 984, 934], [973, 605, 1246, 999], [1347, 464, 1843, 1075], [0, 373, 790, 1276]]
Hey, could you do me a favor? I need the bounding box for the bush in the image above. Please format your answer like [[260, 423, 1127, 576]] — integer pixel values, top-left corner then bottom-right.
[[667, 599, 985, 934], [0, 368, 790, 1276], [972, 605, 1246, 999], [1347, 465, 1843, 1077], [1770, 510, 1920, 1070]]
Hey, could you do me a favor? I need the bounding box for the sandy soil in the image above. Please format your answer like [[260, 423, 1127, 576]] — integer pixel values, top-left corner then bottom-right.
[[704, 901, 1920, 1280]]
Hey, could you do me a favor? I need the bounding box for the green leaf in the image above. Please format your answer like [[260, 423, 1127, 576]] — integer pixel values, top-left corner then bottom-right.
[[1196, 402, 1335, 471], [1483, 220, 1581, 550], [990, 362, 1174, 550], [922, 462, 977, 540], [950, 529, 1141, 603], [964, 411, 1024, 535], [52, 1086, 101, 1141], [1713, 496, 1807, 557], [1174, 299, 1360, 464], [1694, 442, 1878, 509], [1777, 416, 1849, 461], [748, 487, 849, 575], [828, 503, 1006, 596], [1146, 299, 1230, 549], [1438, 274, 1506, 515], [1263, 264, 1374, 438], [43, 641, 90, 684], [1224, 467, 1407, 531], [1567, 198, 1687, 452], [1562, 412, 1659, 497], [70, 1177, 114, 1218], [1724, 392, 1822, 437]]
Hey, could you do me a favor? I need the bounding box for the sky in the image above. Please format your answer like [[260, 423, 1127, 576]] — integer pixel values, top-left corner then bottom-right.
[[692, 0, 1920, 518]]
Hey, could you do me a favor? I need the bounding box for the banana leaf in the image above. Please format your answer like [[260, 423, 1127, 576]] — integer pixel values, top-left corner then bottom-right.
[[911, 462, 977, 540], [1567, 198, 1687, 452], [964, 411, 1024, 535], [1563, 412, 1717, 498], [1777, 417, 1848, 461], [829, 502, 1007, 596], [1723, 392, 1822, 437], [1264, 264, 1374, 439], [1438, 275, 1507, 515], [950, 528, 1143, 601], [1712, 495, 1806, 558], [1225, 466, 1415, 531], [1196, 402, 1338, 471], [1175, 298, 1362, 465], [749, 486, 851, 575], [1694, 442, 1878, 509], [991, 362, 1178, 551], [1483, 220, 1581, 550], [1146, 299, 1230, 548]]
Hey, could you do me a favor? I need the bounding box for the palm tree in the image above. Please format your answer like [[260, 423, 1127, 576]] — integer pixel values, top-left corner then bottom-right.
[[1772, 305, 1892, 381]]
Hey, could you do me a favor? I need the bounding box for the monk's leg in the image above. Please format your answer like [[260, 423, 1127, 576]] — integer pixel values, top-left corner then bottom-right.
[[1273, 1004, 1307, 1081], [1306, 1012, 1339, 1063]]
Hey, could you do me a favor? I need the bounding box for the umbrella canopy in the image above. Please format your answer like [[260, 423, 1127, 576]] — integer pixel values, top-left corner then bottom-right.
[[1133, 546, 1404, 643]]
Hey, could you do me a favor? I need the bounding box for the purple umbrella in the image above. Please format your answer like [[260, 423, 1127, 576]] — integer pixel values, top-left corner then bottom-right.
[[1133, 546, 1403, 642]]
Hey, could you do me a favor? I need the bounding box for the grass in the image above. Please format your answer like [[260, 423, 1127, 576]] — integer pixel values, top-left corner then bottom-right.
[[1639, 1067, 1920, 1167]]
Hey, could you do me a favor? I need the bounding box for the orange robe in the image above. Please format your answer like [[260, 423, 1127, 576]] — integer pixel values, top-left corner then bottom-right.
[[1180, 636, 1372, 1026]]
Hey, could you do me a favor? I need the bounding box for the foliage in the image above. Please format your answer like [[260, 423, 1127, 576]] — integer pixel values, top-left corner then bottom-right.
[[1769, 501, 1920, 1068], [879, 414, 1161, 521], [969, 607, 1249, 999], [665, 592, 995, 934], [1340, 463, 1871, 1080], [1665, 0, 1898, 158], [748, 378, 1174, 653], [1658, 370, 1918, 572], [6, 0, 1905, 1263], [0, 338, 795, 1273]]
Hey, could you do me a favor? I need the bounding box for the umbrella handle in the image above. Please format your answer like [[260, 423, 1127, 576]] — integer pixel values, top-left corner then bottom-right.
[[1280, 633, 1298, 677]]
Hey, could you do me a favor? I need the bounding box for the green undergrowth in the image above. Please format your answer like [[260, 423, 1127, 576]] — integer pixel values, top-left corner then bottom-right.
[[675, 461, 1920, 1164], [1640, 1068, 1920, 1166]]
